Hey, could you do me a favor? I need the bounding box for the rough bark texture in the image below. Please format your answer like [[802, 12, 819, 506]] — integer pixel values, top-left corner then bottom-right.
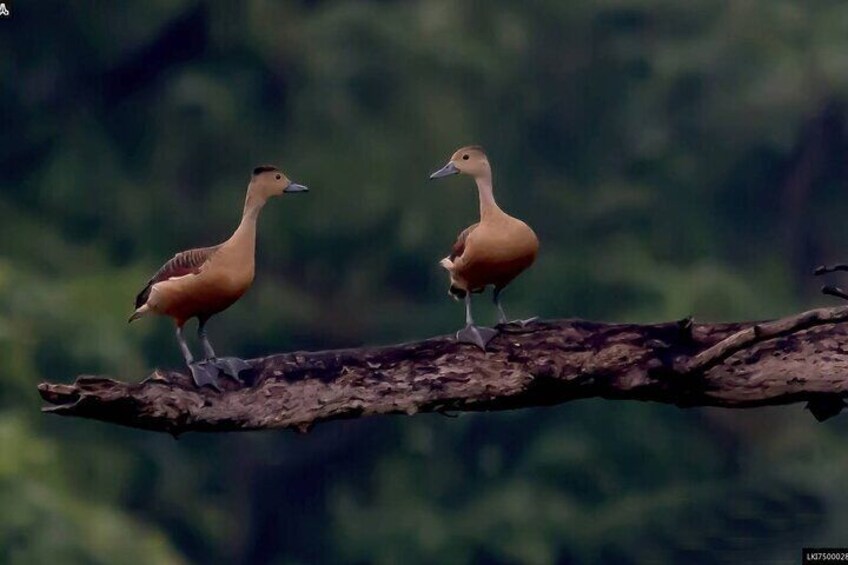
[[38, 307, 848, 435]]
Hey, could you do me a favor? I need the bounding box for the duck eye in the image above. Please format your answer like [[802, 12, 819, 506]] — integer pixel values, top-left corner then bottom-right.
[[462, 154, 469, 160], [275, 174, 282, 180]]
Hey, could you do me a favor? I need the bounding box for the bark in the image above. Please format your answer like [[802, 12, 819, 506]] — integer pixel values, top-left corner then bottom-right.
[[38, 307, 848, 436]]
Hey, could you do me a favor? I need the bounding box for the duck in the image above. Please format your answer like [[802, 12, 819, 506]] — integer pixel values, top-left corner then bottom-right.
[[429, 145, 539, 350], [129, 165, 308, 390]]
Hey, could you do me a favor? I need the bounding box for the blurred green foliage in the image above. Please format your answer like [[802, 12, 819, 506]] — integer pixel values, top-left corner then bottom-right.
[[4, 0, 848, 563]]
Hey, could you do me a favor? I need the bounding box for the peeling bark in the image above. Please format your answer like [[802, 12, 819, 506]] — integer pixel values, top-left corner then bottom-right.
[[37, 309, 848, 435]]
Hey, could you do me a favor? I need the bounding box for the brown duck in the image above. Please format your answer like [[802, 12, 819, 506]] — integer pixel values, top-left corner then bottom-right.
[[430, 146, 539, 349], [129, 165, 308, 389]]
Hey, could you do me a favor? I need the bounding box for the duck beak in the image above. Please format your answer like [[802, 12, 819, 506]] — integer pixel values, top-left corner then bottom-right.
[[284, 182, 309, 193], [429, 162, 459, 180]]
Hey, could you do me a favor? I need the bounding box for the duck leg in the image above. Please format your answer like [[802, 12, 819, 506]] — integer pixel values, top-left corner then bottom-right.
[[456, 294, 498, 350], [493, 287, 538, 327], [177, 325, 221, 391], [197, 318, 250, 383]]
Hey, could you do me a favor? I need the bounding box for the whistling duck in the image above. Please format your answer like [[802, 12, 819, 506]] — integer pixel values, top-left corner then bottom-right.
[[430, 146, 539, 350], [129, 166, 308, 389]]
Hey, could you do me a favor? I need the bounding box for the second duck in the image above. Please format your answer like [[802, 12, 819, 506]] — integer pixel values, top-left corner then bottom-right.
[[430, 146, 539, 350]]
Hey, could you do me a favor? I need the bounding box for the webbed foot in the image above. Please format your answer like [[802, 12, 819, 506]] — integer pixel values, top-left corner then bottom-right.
[[207, 357, 251, 382], [456, 324, 499, 351], [498, 316, 539, 327], [189, 362, 222, 391]]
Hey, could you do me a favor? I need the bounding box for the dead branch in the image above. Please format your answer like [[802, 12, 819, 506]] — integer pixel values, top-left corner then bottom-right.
[[37, 309, 848, 435]]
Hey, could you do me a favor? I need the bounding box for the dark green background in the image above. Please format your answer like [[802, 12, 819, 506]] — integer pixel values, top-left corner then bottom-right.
[[3, 1, 848, 563]]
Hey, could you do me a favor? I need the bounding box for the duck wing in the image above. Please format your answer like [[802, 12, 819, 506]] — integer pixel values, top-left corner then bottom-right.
[[449, 223, 479, 261], [134, 245, 221, 308]]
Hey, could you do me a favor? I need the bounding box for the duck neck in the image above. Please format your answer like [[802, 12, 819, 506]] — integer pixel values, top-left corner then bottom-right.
[[229, 190, 266, 253], [475, 171, 500, 221]]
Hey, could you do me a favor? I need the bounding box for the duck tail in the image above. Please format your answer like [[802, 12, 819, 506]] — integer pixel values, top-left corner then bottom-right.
[[128, 304, 151, 324], [439, 257, 454, 271]]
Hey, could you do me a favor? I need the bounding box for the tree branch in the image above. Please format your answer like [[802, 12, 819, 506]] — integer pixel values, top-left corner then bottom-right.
[[678, 305, 848, 374], [38, 308, 848, 435]]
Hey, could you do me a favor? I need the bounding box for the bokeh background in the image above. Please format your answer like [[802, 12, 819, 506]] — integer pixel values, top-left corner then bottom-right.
[[4, 1, 848, 563]]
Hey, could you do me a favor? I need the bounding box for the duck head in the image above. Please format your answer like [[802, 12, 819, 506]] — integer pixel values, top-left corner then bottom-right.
[[429, 146, 491, 181], [249, 165, 309, 200]]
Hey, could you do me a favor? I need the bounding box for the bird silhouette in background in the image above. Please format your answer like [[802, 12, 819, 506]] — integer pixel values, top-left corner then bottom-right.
[[814, 263, 848, 300]]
